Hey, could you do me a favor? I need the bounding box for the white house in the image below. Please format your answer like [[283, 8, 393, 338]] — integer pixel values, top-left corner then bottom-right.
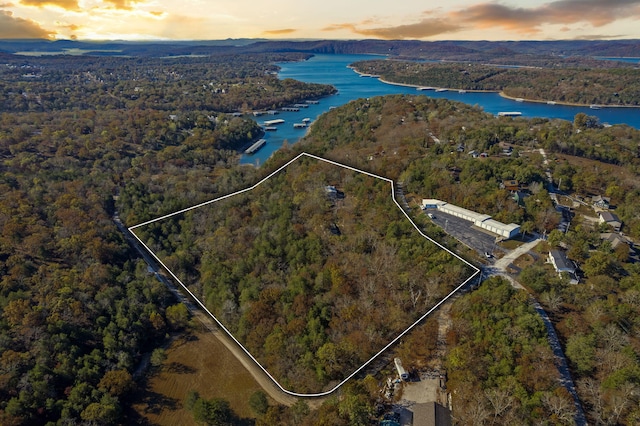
[[548, 250, 579, 284]]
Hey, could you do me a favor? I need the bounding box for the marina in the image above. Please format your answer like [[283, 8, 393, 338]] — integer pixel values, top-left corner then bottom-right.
[[241, 54, 640, 165]]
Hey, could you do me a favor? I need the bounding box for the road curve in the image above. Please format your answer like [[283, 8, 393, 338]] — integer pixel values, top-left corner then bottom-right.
[[485, 240, 587, 426]]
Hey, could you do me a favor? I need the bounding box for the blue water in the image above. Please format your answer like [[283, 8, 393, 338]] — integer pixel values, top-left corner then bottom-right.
[[597, 57, 640, 64], [241, 54, 640, 165]]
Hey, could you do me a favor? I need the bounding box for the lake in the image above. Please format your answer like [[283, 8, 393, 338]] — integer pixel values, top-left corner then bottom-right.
[[241, 54, 640, 165]]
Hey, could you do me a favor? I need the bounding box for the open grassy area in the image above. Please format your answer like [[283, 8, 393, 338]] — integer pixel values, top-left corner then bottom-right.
[[130, 328, 264, 424]]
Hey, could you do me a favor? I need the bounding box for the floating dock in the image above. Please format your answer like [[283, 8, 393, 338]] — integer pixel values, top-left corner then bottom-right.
[[497, 111, 522, 117], [264, 119, 285, 126], [244, 138, 266, 154], [293, 123, 307, 129]]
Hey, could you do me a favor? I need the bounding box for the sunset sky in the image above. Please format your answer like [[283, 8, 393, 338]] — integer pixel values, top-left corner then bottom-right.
[[1, 0, 639, 41]]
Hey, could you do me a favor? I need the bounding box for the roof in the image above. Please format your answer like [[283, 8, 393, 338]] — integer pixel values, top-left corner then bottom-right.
[[422, 198, 447, 207], [439, 203, 491, 222], [599, 211, 621, 223], [592, 195, 610, 203], [481, 218, 520, 233], [550, 250, 574, 271], [412, 402, 452, 426], [600, 233, 628, 250]]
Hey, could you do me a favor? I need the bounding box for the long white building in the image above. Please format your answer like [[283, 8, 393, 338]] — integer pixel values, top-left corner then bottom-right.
[[422, 199, 521, 239]]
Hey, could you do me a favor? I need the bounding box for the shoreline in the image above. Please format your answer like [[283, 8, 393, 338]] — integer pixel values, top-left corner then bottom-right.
[[498, 92, 640, 109], [364, 71, 640, 109]]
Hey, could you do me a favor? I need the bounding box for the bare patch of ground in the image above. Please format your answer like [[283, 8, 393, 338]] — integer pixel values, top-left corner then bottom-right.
[[131, 329, 266, 425]]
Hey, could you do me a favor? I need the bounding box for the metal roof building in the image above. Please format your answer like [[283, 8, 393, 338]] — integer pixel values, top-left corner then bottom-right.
[[422, 199, 520, 239]]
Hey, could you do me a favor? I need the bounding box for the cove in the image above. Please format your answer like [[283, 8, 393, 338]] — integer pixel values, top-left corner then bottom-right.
[[241, 54, 640, 165]]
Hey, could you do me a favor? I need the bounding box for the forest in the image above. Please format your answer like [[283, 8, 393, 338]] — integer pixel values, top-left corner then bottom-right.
[[351, 60, 640, 106], [293, 94, 640, 424], [0, 52, 337, 425], [2, 39, 640, 424], [132, 155, 473, 394]]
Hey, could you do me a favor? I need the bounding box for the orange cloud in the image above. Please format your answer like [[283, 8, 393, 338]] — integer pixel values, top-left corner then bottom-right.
[[19, 0, 78, 10], [56, 21, 79, 30], [0, 10, 55, 38], [324, 0, 640, 40], [263, 28, 297, 35], [103, 0, 139, 10], [450, 0, 640, 34], [323, 19, 460, 39]]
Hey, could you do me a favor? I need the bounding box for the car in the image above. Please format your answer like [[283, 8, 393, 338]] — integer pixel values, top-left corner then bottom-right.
[[484, 252, 493, 258], [427, 213, 434, 219]]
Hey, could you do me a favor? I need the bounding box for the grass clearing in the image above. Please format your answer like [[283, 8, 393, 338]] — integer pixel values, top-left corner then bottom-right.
[[130, 328, 264, 425]]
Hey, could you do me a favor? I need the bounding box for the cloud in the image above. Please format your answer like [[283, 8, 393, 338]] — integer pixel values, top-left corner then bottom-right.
[[103, 0, 141, 10], [19, 0, 78, 10], [0, 9, 55, 38], [323, 0, 640, 40], [323, 18, 460, 39], [449, 0, 640, 34], [55, 21, 79, 30], [262, 28, 297, 36]]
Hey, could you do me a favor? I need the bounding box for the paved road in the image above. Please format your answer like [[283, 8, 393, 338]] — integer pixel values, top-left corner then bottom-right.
[[114, 213, 300, 407], [482, 239, 587, 426]]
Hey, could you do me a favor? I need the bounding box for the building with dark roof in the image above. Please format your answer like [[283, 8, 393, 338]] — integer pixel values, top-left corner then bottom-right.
[[599, 211, 622, 232], [548, 250, 578, 284], [411, 402, 452, 426]]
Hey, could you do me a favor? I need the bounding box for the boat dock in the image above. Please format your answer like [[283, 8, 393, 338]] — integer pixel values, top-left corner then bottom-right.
[[263, 119, 285, 126], [497, 111, 522, 117], [244, 138, 267, 154]]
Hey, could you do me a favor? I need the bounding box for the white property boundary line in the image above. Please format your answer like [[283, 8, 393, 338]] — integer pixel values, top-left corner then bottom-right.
[[129, 152, 480, 398]]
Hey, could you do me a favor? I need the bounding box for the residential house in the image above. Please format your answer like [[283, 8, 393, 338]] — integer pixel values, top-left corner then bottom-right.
[[548, 250, 579, 284], [411, 402, 452, 426], [592, 195, 611, 210], [600, 233, 631, 260], [502, 180, 519, 191], [599, 211, 622, 232]]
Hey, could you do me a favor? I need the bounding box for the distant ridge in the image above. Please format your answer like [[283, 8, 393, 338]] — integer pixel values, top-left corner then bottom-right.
[[0, 39, 638, 64]]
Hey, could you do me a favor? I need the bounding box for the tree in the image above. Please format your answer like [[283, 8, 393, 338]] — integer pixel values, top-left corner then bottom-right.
[[150, 348, 167, 367], [166, 303, 190, 329], [566, 333, 596, 374], [249, 391, 269, 416], [98, 369, 134, 397], [191, 396, 234, 426]]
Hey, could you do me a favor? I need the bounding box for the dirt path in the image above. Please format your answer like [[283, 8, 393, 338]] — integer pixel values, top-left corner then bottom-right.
[[115, 213, 302, 408]]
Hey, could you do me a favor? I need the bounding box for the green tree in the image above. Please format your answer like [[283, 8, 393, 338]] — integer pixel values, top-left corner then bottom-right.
[[566, 333, 596, 374], [249, 391, 269, 416], [166, 303, 190, 329], [150, 348, 167, 367]]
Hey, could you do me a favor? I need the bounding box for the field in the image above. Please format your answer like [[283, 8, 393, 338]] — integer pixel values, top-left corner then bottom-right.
[[130, 327, 264, 424]]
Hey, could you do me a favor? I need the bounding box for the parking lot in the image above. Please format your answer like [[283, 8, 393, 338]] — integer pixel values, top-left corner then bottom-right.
[[425, 208, 506, 259]]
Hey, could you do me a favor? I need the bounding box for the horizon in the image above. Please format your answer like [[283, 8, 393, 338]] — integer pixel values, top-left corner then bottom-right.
[[1, 0, 640, 42]]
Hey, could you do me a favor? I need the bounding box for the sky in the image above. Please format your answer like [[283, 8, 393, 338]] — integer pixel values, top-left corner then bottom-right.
[[1, 0, 640, 41]]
